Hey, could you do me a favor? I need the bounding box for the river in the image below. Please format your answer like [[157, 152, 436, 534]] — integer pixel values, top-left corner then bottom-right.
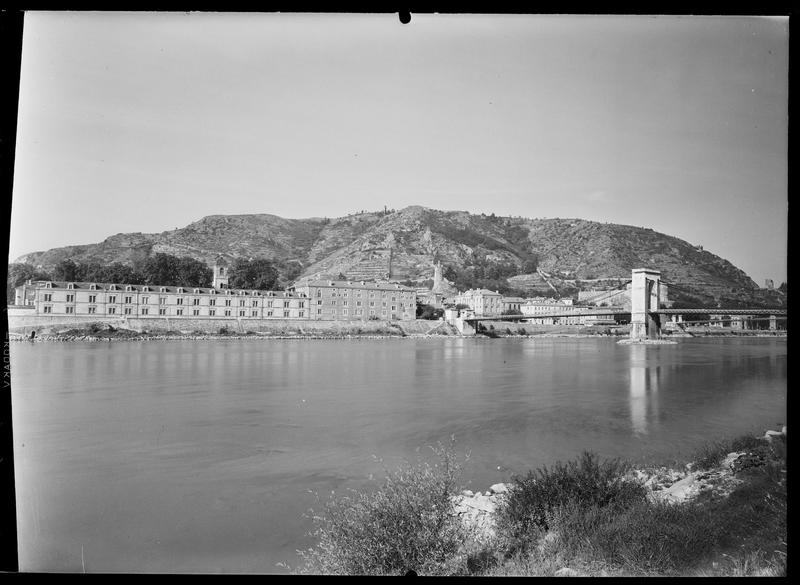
[[9, 337, 787, 573]]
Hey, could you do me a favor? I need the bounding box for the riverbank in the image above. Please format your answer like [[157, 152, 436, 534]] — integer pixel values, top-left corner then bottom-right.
[[7, 321, 786, 342], [295, 427, 787, 576]]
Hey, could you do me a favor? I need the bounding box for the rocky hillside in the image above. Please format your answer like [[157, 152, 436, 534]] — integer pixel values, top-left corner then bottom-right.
[[14, 206, 781, 307]]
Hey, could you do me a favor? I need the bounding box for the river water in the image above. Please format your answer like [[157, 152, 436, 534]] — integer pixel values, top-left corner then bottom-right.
[[9, 337, 786, 573]]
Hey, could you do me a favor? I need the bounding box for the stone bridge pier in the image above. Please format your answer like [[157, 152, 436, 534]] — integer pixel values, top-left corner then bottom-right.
[[630, 268, 663, 341]]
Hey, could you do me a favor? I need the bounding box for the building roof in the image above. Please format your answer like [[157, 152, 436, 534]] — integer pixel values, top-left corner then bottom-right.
[[457, 288, 502, 297], [292, 279, 416, 292], [20, 280, 307, 297]]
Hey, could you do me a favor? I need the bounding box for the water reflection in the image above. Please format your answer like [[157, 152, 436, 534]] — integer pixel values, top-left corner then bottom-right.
[[627, 345, 661, 435]]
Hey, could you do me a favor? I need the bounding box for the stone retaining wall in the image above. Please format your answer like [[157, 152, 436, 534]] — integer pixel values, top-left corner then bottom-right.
[[7, 313, 458, 337]]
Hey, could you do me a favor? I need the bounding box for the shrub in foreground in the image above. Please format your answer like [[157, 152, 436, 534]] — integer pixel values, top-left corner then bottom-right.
[[544, 498, 718, 575], [495, 451, 647, 553], [692, 433, 781, 471], [296, 441, 470, 575]]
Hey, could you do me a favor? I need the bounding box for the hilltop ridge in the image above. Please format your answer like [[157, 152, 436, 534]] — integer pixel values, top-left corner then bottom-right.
[[13, 206, 783, 308]]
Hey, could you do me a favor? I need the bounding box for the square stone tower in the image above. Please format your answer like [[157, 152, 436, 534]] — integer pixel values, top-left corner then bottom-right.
[[213, 256, 229, 289], [630, 268, 661, 340]]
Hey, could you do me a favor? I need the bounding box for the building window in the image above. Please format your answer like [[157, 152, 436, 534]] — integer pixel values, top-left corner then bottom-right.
[[124, 296, 132, 304], [317, 309, 322, 315], [284, 310, 290, 318], [43, 293, 52, 302], [193, 298, 200, 306], [317, 300, 322, 305], [142, 296, 149, 304], [391, 305, 396, 311], [209, 299, 216, 306], [108, 307, 116, 315], [159, 308, 166, 315], [252, 310, 258, 317], [43, 305, 52, 313], [225, 309, 231, 316], [209, 309, 215, 316], [65, 306, 74, 314], [267, 310, 273, 317], [299, 311, 304, 318], [369, 301, 375, 307], [124, 307, 132, 315], [141, 307, 149, 315], [88, 306, 96, 314], [66, 294, 75, 302], [343, 308, 348, 315], [176, 309, 183, 316], [298, 301, 305, 308], [252, 300, 258, 307], [177, 298, 184, 305], [239, 310, 245, 317], [193, 309, 200, 316], [159, 297, 167, 305], [225, 299, 231, 307], [109, 295, 116, 304], [89, 295, 96, 303]]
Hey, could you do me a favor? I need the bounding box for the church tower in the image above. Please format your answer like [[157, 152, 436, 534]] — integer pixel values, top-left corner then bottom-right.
[[213, 256, 229, 289]]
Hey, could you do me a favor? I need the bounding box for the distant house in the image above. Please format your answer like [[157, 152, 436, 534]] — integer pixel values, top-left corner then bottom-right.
[[501, 296, 525, 314], [451, 288, 503, 317]]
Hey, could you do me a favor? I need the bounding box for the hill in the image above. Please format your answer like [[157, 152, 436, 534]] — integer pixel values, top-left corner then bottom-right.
[[12, 206, 784, 308]]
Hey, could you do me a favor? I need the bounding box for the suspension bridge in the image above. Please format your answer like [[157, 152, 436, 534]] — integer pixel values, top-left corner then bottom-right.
[[455, 268, 786, 339]]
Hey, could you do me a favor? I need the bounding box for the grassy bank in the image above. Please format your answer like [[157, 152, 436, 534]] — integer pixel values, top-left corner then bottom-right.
[[290, 432, 787, 576]]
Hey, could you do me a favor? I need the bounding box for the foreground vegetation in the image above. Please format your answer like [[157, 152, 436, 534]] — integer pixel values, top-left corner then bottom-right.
[[291, 434, 787, 576]]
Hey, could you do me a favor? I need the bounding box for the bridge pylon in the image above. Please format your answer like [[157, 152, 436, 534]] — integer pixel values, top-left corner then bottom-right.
[[630, 268, 663, 340]]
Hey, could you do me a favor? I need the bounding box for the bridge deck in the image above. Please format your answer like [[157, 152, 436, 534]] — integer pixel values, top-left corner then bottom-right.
[[464, 307, 786, 323], [654, 308, 786, 316]]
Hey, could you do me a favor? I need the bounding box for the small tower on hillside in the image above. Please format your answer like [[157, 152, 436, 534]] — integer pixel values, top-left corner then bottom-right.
[[432, 260, 443, 292], [213, 256, 229, 289]]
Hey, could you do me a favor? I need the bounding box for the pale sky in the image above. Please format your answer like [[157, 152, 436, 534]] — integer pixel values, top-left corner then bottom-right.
[[9, 12, 788, 285]]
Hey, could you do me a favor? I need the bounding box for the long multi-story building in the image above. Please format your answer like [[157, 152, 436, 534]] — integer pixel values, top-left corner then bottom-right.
[[11, 263, 418, 323], [521, 298, 583, 325], [13, 280, 311, 319], [289, 279, 417, 321]]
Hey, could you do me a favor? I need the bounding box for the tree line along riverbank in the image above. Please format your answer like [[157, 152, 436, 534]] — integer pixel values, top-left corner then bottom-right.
[[289, 427, 786, 577]]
